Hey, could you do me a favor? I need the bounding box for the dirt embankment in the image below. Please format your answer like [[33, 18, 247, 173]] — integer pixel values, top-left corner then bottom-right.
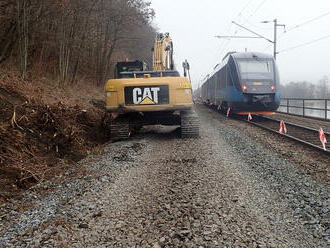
[[0, 73, 110, 203]]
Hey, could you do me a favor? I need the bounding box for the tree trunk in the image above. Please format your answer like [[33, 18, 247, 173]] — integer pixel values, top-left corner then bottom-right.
[[17, 0, 29, 80]]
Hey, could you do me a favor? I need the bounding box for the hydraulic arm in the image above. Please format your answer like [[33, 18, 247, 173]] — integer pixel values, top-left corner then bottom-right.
[[152, 33, 174, 71]]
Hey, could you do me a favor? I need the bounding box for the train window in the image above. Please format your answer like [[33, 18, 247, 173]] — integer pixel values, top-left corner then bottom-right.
[[238, 60, 272, 73]]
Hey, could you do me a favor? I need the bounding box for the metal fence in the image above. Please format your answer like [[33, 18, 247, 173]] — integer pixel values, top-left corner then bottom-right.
[[278, 98, 330, 120]]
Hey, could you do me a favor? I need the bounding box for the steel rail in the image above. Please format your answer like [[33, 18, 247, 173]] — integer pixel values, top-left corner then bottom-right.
[[276, 111, 330, 123], [258, 115, 330, 135], [245, 115, 330, 155]]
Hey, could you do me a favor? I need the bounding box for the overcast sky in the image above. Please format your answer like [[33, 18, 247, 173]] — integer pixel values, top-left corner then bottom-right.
[[151, 0, 330, 89]]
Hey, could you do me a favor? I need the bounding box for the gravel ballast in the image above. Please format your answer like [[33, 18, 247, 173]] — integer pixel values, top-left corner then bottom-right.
[[0, 104, 329, 247]]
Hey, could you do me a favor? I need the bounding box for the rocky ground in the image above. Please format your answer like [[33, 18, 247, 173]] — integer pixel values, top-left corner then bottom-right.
[[1, 104, 330, 247]]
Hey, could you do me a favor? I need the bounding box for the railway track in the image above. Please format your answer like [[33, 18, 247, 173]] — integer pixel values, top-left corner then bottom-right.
[[200, 103, 329, 154], [276, 111, 330, 123], [246, 115, 330, 154]]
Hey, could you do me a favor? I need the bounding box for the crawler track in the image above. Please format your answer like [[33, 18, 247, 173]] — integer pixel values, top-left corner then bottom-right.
[[180, 110, 200, 138], [110, 118, 130, 140], [246, 115, 330, 154]]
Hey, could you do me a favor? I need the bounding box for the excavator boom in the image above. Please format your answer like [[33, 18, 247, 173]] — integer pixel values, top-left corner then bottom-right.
[[152, 33, 174, 71]]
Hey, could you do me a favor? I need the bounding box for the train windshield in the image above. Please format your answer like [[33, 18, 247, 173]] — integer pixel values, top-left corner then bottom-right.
[[238, 60, 273, 73]]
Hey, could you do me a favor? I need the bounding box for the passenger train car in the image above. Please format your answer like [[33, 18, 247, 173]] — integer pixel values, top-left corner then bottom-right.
[[201, 52, 280, 114]]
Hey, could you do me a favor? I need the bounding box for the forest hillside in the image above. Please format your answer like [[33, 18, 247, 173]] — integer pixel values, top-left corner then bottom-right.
[[0, 0, 156, 202]]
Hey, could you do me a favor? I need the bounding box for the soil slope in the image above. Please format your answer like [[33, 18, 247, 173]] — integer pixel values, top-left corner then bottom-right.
[[0, 73, 109, 203]]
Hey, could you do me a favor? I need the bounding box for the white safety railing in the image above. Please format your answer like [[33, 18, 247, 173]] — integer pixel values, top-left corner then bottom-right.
[[278, 98, 330, 120]]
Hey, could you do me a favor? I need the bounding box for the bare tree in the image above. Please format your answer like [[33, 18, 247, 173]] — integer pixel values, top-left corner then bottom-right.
[[317, 76, 329, 99], [0, 0, 155, 84], [281, 76, 330, 99]]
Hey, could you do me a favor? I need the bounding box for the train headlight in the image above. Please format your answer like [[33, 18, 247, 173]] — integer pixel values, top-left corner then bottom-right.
[[270, 85, 275, 91], [242, 85, 248, 91]]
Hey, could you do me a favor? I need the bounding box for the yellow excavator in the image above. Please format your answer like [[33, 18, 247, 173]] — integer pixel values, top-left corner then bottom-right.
[[105, 33, 199, 139]]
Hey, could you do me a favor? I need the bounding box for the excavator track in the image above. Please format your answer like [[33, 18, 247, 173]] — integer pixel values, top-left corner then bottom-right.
[[129, 119, 145, 134], [110, 118, 130, 140], [180, 110, 200, 138]]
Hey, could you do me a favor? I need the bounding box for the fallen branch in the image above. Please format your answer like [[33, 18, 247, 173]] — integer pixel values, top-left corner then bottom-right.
[[10, 106, 24, 130], [21, 168, 40, 184], [0, 213, 8, 219], [0, 193, 14, 203]]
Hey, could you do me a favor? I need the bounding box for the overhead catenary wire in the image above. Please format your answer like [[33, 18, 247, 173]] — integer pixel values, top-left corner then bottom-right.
[[278, 33, 330, 53], [240, 14, 272, 31], [212, 0, 256, 69], [218, 0, 269, 58], [286, 11, 330, 32], [262, 11, 330, 53], [271, 11, 330, 44], [234, 0, 272, 54], [247, 0, 268, 19], [217, 1, 257, 47], [238, 0, 255, 16], [215, 0, 254, 57], [210, 0, 269, 83], [220, 3, 330, 58]]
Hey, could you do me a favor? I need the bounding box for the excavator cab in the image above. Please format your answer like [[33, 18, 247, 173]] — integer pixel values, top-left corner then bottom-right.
[[114, 60, 147, 79]]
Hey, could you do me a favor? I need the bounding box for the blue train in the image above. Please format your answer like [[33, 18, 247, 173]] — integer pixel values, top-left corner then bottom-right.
[[201, 52, 280, 114]]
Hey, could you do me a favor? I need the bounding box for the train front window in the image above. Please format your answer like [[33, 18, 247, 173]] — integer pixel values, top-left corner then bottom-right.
[[238, 60, 272, 73]]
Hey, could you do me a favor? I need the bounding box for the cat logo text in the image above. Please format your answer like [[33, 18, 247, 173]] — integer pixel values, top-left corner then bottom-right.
[[124, 85, 169, 105], [133, 87, 160, 104]]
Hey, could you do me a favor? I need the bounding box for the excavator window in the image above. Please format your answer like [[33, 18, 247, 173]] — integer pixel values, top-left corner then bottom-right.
[[120, 70, 180, 78], [114, 60, 146, 79]]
